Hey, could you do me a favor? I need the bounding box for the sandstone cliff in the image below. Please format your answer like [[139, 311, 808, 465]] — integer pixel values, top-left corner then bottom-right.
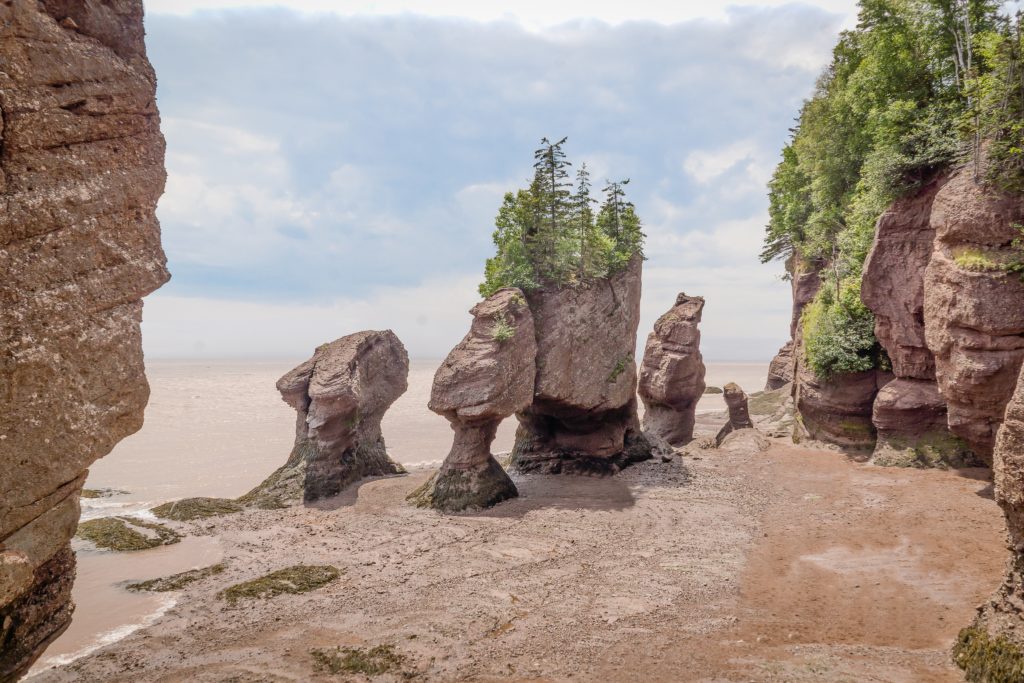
[[0, 1, 168, 677], [924, 165, 1024, 463], [510, 255, 650, 473], [638, 292, 706, 446], [861, 177, 976, 467]]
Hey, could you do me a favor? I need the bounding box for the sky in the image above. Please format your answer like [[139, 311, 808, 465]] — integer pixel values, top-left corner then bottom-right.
[[139, 0, 862, 361]]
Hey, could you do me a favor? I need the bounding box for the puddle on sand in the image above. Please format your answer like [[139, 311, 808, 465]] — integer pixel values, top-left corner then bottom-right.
[[26, 535, 223, 677]]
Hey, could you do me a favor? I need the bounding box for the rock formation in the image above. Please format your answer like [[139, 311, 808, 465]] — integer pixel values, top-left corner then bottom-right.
[[409, 289, 536, 512], [765, 341, 794, 390], [246, 331, 409, 506], [924, 165, 1024, 463], [860, 177, 976, 467], [638, 293, 706, 446], [510, 255, 651, 473], [957, 362, 1024, 674], [714, 382, 754, 444], [0, 1, 168, 677]]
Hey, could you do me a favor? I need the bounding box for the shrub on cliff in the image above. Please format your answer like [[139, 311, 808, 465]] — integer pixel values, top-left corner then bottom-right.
[[802, 278, 881, 379], [479, 137, 644, 297], [761, 0, 1023, 381]]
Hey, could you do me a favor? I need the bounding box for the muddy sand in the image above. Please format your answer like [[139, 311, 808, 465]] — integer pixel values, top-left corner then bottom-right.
[[36, 437, 1004, 682]]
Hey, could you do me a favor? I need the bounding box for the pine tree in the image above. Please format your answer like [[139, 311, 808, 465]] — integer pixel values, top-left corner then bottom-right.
[[530, 137, 573, 280], [570, 163, 599, 278]]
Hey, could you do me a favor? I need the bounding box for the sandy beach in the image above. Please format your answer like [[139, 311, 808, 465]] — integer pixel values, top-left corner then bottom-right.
[[32, 437, 1003, 682]]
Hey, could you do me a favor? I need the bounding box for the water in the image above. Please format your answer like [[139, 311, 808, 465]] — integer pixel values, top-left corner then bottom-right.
[[29, 358, 766, 676]]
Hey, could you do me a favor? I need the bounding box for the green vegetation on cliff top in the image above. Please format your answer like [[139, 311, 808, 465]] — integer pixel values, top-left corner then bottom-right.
[[761, 0, 1024, 380], [479, 137, 645, 297]]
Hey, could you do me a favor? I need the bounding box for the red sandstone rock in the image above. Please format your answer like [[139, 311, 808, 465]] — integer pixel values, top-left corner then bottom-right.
[[923, 165, 1024, 462], [0, 1, 168, 677], [765, 341, 794, 391], [411, 289, 536, 511], [638, 293, 706, 446], [249, 331, 409, 505], [511, 255, 650, 473]]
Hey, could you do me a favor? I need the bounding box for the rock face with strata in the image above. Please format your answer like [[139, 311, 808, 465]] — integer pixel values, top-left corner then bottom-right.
[[638, 292, 706, 446], [765, 341, 794, 391], [961, 363, 1024, 669], [0, 1, 169, 677], [860, 177, 975, 467], [247, 331, 408, 505], [924, 165, 1024, 463], [410, 289, 536, 512], [510, 255, 651, 473]]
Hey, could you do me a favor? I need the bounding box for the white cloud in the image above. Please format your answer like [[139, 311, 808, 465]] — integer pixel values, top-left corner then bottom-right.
[[682, 139, 757, 184], [144, 0, 859, 30]]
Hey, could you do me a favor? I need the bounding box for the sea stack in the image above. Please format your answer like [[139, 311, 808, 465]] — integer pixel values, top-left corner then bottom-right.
[[0, 2, 169, 678], [246, 331, 408, 506], [410, 289, 536, 512], [511, 255, 651, 473], [638, 292, 707, 446]]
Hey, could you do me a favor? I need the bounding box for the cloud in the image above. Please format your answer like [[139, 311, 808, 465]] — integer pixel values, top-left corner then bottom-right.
[[141, 6, 840, 359]]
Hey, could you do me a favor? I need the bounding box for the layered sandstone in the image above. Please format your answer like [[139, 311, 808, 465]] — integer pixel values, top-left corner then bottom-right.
[[247, 331, 408, 506], [861, 177, 975, 467], [765, 341, 794, 390], [638, 292, 706, 446], [510, 255, 651, 473], [924, 165, 1024, 463], [0, 1, 169, 677], [411, 289, 536, 512]]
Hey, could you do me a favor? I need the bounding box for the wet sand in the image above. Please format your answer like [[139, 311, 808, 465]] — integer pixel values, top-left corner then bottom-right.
[[41, 359, 766, 678], [32, 439, 1005, 682]]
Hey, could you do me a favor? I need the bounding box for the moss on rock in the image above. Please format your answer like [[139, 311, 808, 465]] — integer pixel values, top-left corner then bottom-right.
[[151, 497, 243, 521], [703, 386, 723, 394], [127, 563, 226, 592], [407, 459, 517, 513], [80, 488, 129, 499], [954, 626, 1024, 682], [76, 517, 181, 552], [220, 564, 341, 604], [872, 431, 981, 469]]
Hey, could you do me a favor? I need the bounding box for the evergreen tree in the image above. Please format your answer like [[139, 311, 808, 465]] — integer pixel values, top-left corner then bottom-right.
[[530, 137, 573, 280]]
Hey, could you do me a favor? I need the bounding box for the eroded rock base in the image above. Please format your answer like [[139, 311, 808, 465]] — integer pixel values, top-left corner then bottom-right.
[[409, 459, 517, 513], [303, 436, 406, 504], [0, 546, 75, 681]]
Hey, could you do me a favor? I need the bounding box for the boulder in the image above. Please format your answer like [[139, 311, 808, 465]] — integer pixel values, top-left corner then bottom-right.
[[246, 331, 409, 505], [409, 289, 536, 512], [870, 378, 977, 468], [765, 341, 794, 390], [638, 292, 706, 446], [0, 1, 168, 677], [924, 165, 1024, 462], [510, 255, 651, 473], [794, 363, 879, 449]]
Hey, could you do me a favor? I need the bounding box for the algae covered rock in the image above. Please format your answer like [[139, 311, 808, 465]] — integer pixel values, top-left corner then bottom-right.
[[76, 517, 180, 552], [246, 330, 409, 505], [151, 497, 242, 521], [220, 565, 341, 604], [638, 292, 706, 447], [411, 288, 535, 512]]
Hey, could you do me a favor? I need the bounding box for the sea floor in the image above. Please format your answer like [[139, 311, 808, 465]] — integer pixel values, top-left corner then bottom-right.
[[30, 432, 1003, 682]]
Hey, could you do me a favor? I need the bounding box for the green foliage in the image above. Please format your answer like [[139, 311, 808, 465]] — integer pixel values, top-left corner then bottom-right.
[[479, 138, 645, 297], [802, 278, 880, 379], [954, 626, 1024, 682], [955, 247, 1003, 270], [763, 0, 1022, 381], [491, 313, 515, 343]]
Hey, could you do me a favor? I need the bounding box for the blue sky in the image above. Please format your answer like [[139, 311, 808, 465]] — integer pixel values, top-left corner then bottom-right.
[[140, 0, 859, 360]]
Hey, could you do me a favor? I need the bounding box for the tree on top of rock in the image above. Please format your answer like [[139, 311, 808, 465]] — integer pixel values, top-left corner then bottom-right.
[[480, 138, 645, 297]]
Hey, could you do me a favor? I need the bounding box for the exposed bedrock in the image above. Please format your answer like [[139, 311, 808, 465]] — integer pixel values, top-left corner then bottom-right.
[[409, 289, 536, 512], [510, 255, 651, 474], [765, 341, 794, 391], [638, 292, 706, 446], [246, 331, 409, 506], [924, 165, 1024, 463], [861, 177, 975, 467], [959, 363, 1024, 673], [0, 1, 168, 678], [794, 363, 880, 450]]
